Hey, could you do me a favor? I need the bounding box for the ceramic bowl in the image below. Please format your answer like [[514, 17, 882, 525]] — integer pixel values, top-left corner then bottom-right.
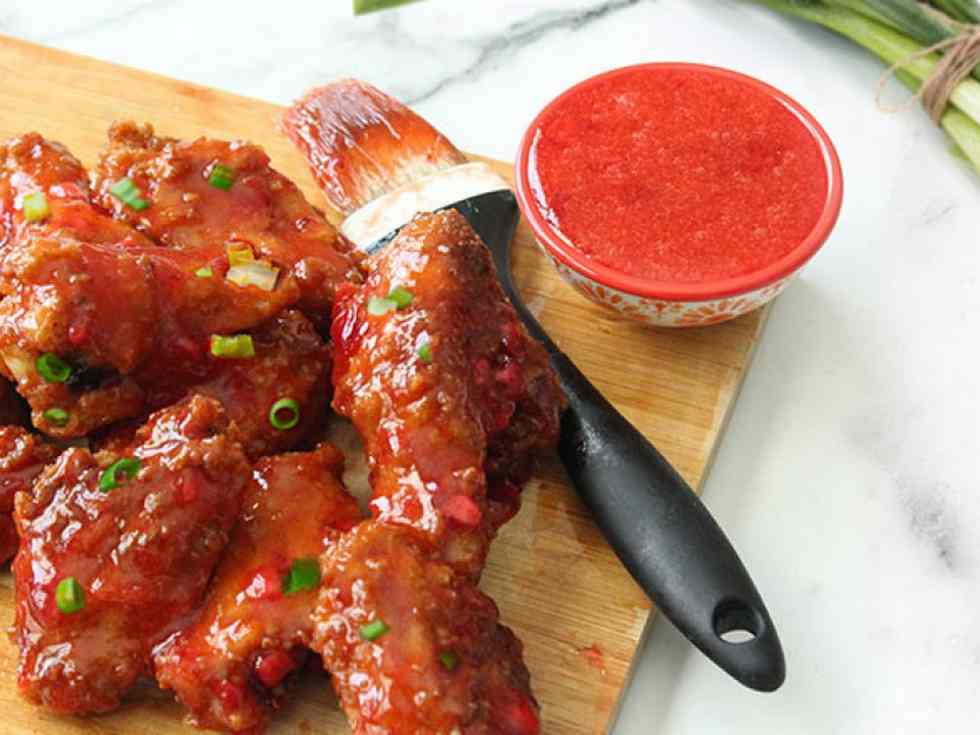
[[514, 63, 843, 328]]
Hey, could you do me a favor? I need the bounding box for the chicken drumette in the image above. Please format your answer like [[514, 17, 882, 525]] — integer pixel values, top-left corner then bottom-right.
[[330, 210, 563, 579], [12, 395, 250, 714], [154, 442, 361, 732], [92, 121, 362, 325]]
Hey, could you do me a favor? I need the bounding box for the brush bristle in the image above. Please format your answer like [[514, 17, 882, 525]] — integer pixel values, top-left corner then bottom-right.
[[282, 79, 467, 215]]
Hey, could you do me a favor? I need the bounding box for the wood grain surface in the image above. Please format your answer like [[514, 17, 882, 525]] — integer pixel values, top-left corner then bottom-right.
[[0, 35, 771, 735]]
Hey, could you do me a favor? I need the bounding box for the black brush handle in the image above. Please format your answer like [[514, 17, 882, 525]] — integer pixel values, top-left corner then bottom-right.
[[551, 351, 785, 691], [453, 191, 783, 691]]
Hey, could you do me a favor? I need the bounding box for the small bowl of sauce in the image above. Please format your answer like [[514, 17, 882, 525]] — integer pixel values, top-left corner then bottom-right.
[[515, 63, 842, 327]]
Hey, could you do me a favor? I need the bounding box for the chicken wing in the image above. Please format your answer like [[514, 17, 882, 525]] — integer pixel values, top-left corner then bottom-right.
[[315, 521, 540, 735], [155, 443, 361, 732], [0, 132, 148, 252], [12, 395, 250, 714], [92, 121, 362, 323], [0, 426, 58, 563], [330, 210, 563, 578], [0, 134, 299, 438]]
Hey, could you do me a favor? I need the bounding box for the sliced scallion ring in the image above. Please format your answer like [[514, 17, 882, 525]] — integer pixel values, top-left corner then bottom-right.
[[99, 457, 141, 493], [282, 558, 320, 595], [359, 619, 389, 641], [210, 334, 255, 359], [36, 353, 72, 383], [269, 398, 300, 430], [55, 576, 86, 614], [23, 192, 50, 222], [208, 164, 236, 190], [43, 407, 69, 427]]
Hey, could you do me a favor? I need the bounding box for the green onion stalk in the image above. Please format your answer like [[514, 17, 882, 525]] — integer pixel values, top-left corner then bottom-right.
[[353, 0, 423, 14], [930, 0, 980, 23], [751, 0, 980, 175]]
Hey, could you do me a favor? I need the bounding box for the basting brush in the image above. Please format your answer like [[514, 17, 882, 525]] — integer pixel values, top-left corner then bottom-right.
[[282, 80, 785, 693]]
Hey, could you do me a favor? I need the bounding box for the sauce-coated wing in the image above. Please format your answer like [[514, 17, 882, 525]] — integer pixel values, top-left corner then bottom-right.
[[315, 521, 540, 735], [155, 443, 361, 732], [0, 426, 58, 562], [0, 133, 148, 252], [93, 121, 361, 321], [12, 396, 250, 714], [330, 210, 563, 578], [0, 236, 298, 437]]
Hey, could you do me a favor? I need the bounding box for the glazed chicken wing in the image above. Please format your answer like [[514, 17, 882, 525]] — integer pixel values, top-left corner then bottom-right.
[[155, 443, 361, 732], [0, 134, 299, 438], [0, 132, 149, 252], [12, 395, 250, 714], [315, 521, 539, 735], [330, 210, 563, 578], [92, 121, 361, 323], [0, 426, 58, 562]]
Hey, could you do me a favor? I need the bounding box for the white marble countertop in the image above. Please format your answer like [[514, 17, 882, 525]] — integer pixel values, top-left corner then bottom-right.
[[6, 1, 979, 732]]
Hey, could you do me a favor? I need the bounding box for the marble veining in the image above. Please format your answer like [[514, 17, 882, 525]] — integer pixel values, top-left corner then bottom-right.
[[4, 1, 980, 733]]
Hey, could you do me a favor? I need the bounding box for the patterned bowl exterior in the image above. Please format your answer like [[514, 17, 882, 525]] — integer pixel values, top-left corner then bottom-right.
[[544, 249, 794, 328]]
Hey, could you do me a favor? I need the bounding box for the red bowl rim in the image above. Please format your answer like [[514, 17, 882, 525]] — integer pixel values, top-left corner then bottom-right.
[[514, 62, 844, 302]]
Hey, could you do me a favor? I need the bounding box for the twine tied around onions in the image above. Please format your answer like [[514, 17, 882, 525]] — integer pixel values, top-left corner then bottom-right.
[[877, 24, 980, 123]]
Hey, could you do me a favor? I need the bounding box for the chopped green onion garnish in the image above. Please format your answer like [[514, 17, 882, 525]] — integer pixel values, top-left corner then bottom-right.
[[99, 457, 141, 493], [208, 164, 236, 190], [359, 619, 389, 641], [439, 650, 459, 671], [55, 576, 86, 614], [367, 296, 397, 316], [195, 266, 213, 278], [387, 286, 414, 309], [43, 408, 69, 427], [226, 243, 255, 266], [227, 261, 279, 291], [109, 177, 149, 211], [36, 353, 72, 383], [210, 334, 255, 359], [417, 341, 432, 364], [282, 558, 320, 595], [269, 398, 300, 430], [23, 192, 50, 222]]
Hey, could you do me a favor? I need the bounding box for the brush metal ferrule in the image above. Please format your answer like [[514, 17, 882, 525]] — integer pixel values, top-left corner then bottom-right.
[[341, 161, 511, 253]]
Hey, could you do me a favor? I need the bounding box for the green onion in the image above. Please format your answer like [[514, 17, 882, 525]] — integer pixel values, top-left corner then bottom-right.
[[43, 407, 69, 427], [226, 243, 254, 266], [930, 0, 980, 23], [99, 457, 141, 493], [208, 164, 236, 190], [109, 177, 148, 211], [210, 334, 255, 359], [269, 398, 301, 430], [353, 0, 423, 14], [754, 0, 980, 177], [359, 619, 389, 641], [55, 577, 86, 614], [387, 286, 414, 309], [367, 296, 397, 316], [195, 266, 214, 278], [36, 353, 72, 383], [282, 558, 320, 595], [227, 261, 280, 291], [417, 341, 433, 364], [22, 192, 50, 222], [439, 650, 459, 671]]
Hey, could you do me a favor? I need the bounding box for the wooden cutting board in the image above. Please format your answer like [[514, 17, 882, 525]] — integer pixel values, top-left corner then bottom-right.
[[0, 35, 771, 735]]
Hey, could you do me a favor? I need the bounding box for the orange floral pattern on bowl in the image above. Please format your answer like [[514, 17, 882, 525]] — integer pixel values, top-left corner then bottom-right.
[[548, 256, 791, 328]]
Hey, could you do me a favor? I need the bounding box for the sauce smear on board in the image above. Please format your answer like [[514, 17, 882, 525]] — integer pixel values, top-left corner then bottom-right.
[[528, 67, 829, 283]]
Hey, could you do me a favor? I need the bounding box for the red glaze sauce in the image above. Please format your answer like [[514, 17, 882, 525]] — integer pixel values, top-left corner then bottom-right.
[[528, 67, 829, 283]]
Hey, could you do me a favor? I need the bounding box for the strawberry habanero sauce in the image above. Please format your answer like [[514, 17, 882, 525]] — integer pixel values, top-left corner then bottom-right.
[[526, 65, 829, 283]]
